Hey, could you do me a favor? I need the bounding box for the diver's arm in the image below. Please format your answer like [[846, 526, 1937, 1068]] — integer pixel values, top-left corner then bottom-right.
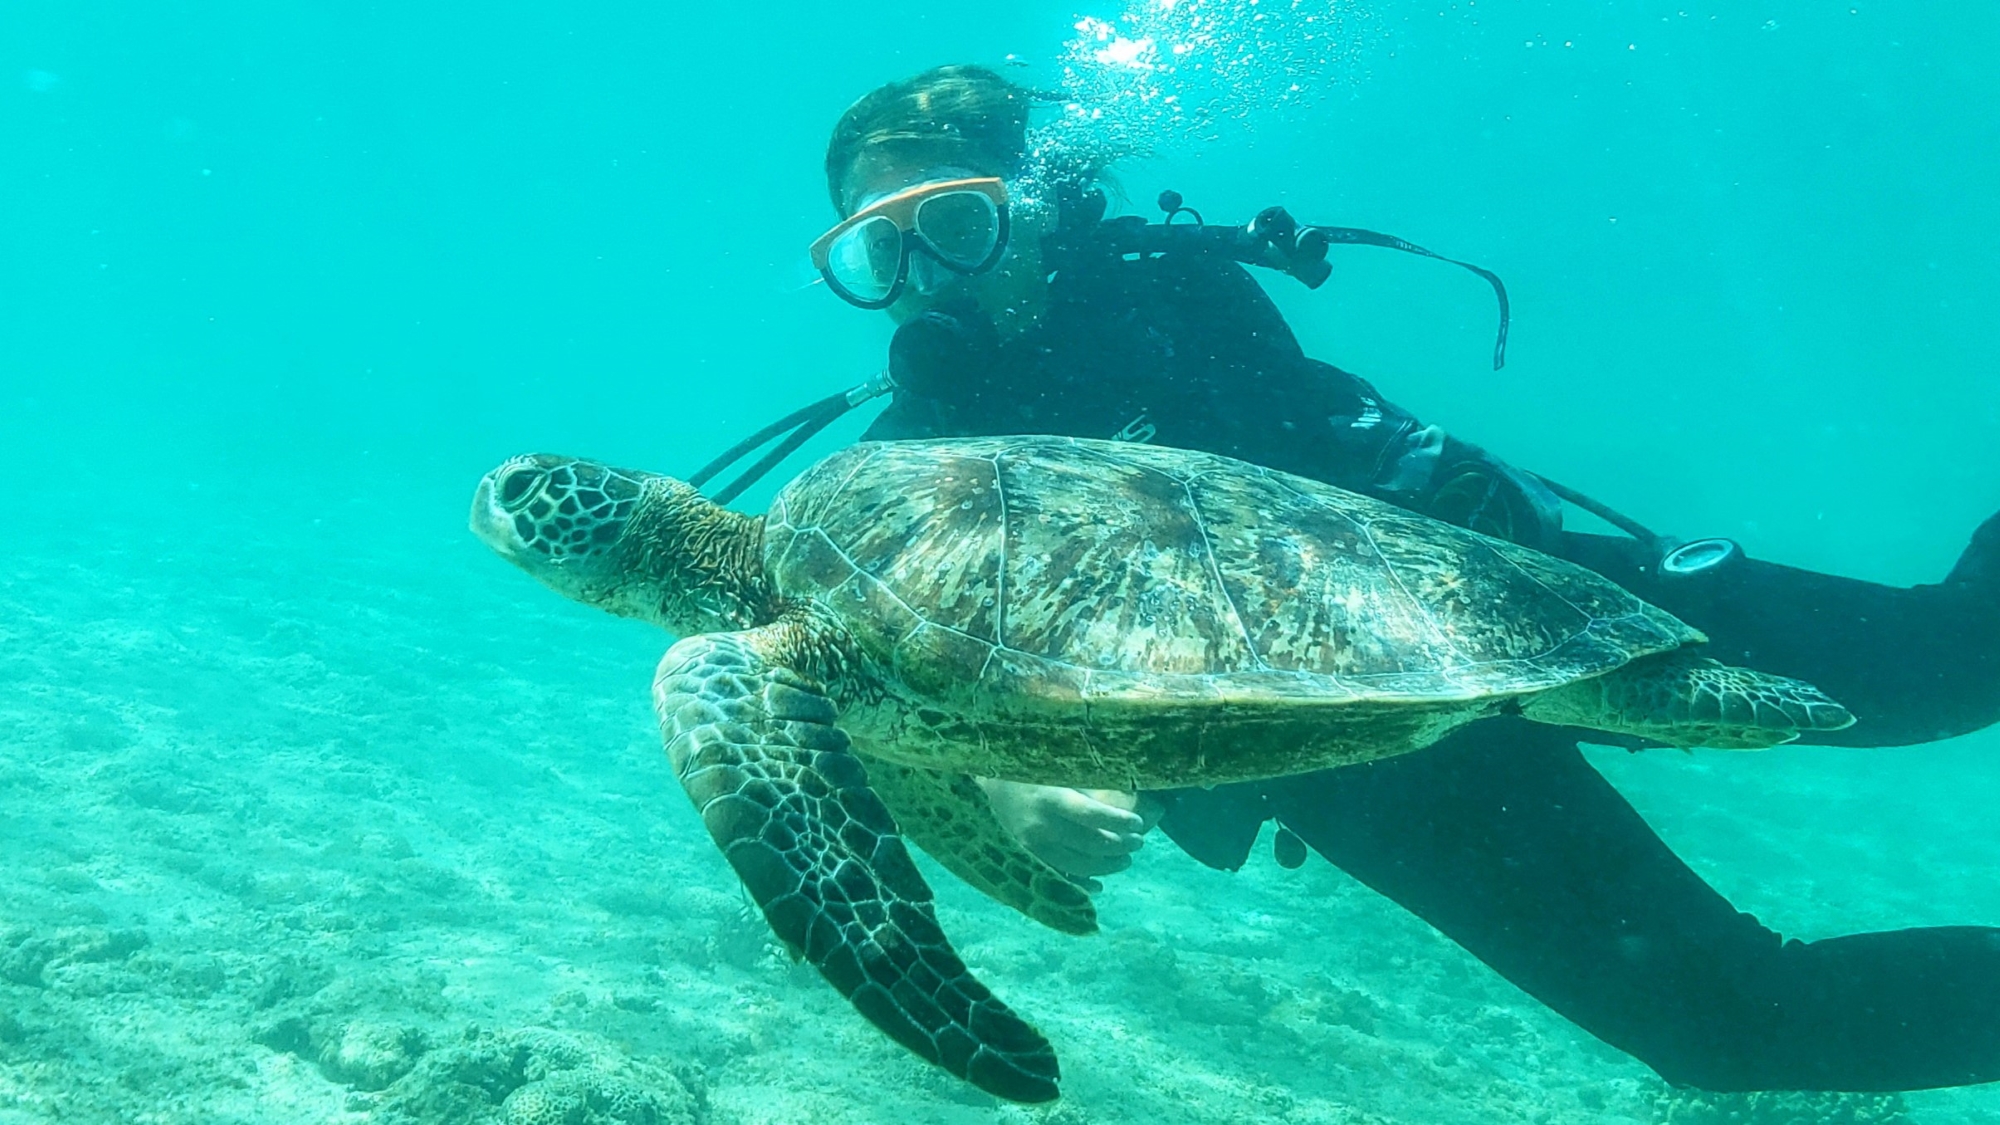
[[1242, 357, 1569, 551], [1561, 520, 2000, 747]]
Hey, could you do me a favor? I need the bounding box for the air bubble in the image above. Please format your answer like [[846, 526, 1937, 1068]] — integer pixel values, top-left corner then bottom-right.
[[1035, 0, 1379, 186]]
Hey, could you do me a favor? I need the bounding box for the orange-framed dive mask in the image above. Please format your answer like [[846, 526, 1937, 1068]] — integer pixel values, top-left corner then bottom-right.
[[809, 177, 1011, 310]]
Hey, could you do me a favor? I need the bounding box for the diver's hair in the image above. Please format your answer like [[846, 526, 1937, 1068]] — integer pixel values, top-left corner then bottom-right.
[[825, 65, 1065, 216]]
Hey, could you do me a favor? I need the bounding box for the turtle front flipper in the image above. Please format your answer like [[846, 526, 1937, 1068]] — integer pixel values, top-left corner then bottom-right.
[[867, 760, 1099, 937], [1521, 650, 1856, 749], [654, 623, 1061, 1103]]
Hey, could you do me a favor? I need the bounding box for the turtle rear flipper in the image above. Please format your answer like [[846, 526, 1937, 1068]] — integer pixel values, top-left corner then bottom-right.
[[654, 624, 1061, 1103], [1521, 650, 1855, 749], [868, 761, 1098, 937]]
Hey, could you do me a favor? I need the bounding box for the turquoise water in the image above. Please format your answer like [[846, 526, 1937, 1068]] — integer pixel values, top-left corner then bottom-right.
[[3, 2, 1996, 1122]]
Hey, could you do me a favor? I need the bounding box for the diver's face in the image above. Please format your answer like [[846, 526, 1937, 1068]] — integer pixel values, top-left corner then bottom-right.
[[839, 151, 1047, 336]]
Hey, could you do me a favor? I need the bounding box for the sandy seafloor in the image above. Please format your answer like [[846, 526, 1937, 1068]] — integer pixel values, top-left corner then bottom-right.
[[3, 453, 1996, 1125]]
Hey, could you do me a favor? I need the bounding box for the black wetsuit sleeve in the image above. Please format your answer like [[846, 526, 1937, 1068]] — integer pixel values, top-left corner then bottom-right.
[[1562, 530, 2000, 747]]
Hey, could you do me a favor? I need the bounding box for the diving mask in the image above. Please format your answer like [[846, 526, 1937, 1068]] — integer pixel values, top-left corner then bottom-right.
[[810, 177, 1010, 309]]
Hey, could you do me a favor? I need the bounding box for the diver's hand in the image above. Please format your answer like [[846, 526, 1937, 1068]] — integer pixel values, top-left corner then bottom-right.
[[974, 778, 1164, 879]]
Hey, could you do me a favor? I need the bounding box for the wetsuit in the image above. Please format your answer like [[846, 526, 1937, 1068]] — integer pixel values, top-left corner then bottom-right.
[[864, 241, 2000, 1092]]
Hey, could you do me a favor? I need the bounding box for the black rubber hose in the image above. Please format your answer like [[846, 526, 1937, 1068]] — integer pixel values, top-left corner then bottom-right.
[[1531, 474, 1664, 548], [709, 398, 849, 506], [687, 390, 851, 490]]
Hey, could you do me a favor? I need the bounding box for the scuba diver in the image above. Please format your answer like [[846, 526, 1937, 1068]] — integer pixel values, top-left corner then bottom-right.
[[703, 64, 2000, 1092]]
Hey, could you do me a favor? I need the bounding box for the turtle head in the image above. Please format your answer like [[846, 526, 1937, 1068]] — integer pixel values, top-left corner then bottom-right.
[[471, 454, 773, 635]]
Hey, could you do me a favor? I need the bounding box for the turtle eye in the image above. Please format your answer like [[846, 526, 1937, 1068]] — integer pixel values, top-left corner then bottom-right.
[[496, 466, 543, 510]]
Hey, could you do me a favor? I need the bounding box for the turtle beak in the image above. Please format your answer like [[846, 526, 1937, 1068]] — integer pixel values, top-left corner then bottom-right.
[[469, 473, 526, 561]]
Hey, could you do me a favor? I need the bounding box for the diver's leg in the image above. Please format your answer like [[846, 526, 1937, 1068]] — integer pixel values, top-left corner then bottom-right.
[[1265, 718, 2000, 1091], [1561, 524, 2000, 746]]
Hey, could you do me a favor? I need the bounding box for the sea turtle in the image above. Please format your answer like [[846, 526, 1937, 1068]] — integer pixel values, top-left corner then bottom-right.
[[469, 436, 1853, 1103]]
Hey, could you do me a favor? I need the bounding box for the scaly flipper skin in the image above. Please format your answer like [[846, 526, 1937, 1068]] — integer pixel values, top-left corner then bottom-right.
[[653, 623, 1061, 1103], [1521, 651, 1856, 749], [867, 761, 1099, 937]]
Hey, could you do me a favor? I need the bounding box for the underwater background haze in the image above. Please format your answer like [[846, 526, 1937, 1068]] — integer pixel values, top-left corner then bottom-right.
[[1, 1, 1996, 1122]]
